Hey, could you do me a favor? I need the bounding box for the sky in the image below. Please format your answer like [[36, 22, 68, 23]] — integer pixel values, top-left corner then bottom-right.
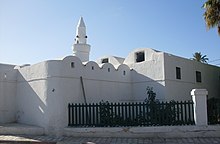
[[0, 0, 220, 66]]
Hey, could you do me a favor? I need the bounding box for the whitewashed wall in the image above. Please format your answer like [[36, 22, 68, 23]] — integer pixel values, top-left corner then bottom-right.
[[164, 53, 220, 101], [15, 56, 133, 134], [0, 64, 17, 123], [1, 47, 219, 135], [124, 48, 166, 101], [46, 56, 132, 134], [0, 63, 15, 72], [16, 62, 48, 128], [0, 70, 17, 123]]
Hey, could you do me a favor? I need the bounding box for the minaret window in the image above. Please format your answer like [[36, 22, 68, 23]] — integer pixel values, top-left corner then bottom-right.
[[85, 36, 87, 38], [76, 35, 79, 38], [71, 62, 75, 68], [108, 68, 110, 72], [136, 52, 145, 63], [123, 71, 126, 76], [102, 58, 109, 63]]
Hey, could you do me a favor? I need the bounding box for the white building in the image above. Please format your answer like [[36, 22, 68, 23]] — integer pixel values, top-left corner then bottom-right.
[[0, 17, 219, 134]]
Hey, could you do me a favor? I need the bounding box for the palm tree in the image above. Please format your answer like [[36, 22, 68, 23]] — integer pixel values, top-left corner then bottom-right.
[[192, 52, 209, 63], [203, 0, 220, 35]]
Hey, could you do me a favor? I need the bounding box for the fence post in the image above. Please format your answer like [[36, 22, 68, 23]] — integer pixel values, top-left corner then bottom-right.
[[191, 89, 208, 126]]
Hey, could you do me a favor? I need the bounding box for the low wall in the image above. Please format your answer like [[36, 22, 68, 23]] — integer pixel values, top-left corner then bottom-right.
[[64, 125, 220, 138], [0, 123, 44, 135]]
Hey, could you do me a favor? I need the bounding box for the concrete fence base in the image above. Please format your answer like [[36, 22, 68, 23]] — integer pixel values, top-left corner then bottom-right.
[[1, 123, 220, 138], [64, 125, 220, 138], [0, 123, 44, 135]]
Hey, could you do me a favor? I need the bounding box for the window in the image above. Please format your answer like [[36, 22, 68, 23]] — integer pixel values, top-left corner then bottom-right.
[[136, 52, 145, 63], [176, 67, 181, 79], [71, 62, 75, 68], [92, 66, 94, 70], [123, 71, 126, 76], [108, 68, 110, 72], [102, 58, 109, 63], [196, 71, 202, 83]]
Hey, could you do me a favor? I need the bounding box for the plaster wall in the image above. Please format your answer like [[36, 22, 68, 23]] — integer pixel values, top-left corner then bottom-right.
[[72, 44, 90, 62], [44, 56, 133, 134], [0, 69, 17, 123], [124, 48, 166, 101], [15, 56, 133, 134], [16, 62, 48, 128], [4, 47, 220, 135], [164, 53, 220, 101], [0, 63, 15, 72]]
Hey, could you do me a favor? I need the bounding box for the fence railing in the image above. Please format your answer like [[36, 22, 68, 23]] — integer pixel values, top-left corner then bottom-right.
[[68, 101, 195, 127], [207, 98, 220, 125]]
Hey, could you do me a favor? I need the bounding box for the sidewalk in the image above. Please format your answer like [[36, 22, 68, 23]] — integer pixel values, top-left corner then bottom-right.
[[0, 135, 220, 144]]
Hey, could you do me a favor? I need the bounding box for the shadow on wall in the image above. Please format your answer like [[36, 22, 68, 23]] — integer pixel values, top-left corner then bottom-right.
[[60, 56, 166, 104], [0, 70, 17, 123], [13, 56, 166, 132], [130, 69, 166, 102], [16, 71, 47, 128]]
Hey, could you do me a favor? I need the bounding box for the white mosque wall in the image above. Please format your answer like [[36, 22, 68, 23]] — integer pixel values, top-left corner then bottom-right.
[[0, 63, 15, 72], [124, 48, 166, 101], [164, 53, 220, 101], [0, 69, 17, 123], [46, 56, 133, 134], [14, 56, 133, 134], [16, 62, 48, 128], [0, 47, 220, 134]]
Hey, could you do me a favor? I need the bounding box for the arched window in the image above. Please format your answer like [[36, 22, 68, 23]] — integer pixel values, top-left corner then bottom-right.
[[123, 71, 126, 76], [71, 62, 75, 68]]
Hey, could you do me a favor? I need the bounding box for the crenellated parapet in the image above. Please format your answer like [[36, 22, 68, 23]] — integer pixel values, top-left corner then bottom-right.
[[60, 56, 131, 82], [14, 55, 132, 83]]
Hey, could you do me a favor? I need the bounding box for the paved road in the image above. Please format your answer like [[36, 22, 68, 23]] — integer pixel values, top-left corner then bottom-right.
[[0, 135, 220, 144]]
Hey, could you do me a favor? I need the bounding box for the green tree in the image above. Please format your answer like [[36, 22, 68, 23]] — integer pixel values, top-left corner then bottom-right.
[[192, 52, 209, 63], [203, 0, 220, 35]]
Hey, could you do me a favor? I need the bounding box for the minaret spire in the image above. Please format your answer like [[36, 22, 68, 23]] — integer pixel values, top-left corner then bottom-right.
[[77, 17, 86, 27], [75, 17, 87, 44], [72, 17, 91, 62]]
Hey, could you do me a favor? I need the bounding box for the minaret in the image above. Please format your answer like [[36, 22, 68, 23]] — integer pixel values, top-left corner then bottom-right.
[[72, 17, 91, 62]]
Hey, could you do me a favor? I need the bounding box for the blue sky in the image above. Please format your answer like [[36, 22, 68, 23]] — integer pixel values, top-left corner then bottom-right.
[[0, 0, 220, 65]]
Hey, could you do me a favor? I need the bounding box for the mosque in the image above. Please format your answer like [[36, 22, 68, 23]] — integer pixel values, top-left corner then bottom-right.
[[0, 17, 219, 134]]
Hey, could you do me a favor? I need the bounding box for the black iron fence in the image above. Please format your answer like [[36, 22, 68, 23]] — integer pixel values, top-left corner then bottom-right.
[[68, 101, 195, 127], [207, 98, 220, 124]]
